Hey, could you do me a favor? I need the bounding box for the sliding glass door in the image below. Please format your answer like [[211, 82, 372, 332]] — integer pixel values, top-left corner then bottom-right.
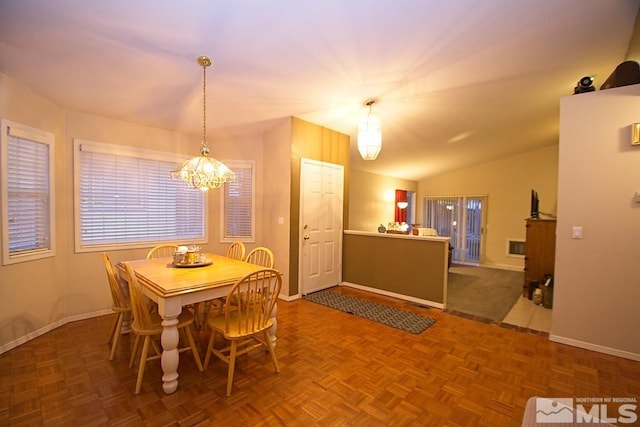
[[422, 195, 486, 265]]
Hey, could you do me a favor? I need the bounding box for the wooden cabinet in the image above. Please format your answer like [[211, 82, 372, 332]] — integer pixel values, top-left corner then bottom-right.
[[524, 219, 556, 295]]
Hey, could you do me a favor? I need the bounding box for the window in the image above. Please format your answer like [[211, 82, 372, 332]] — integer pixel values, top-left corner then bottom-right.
[[423, 195, 486, 265], [74, 139, 206, 252], [220, 161, 255, 242], [1, 119, 56, 265]]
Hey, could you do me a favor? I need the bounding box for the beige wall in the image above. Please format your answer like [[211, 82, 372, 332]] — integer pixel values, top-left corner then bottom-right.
[[552, 84, 640, 360], [0, 73, 291, 352], [63, 111, 274, 316], [64, 111, 201, 318], [0, 73, 349, 350], [4, 68, 637, 363], [348, 170, 418, 233], [0, 74, 69, 350], [416, 145, 559, 269], [262, 120, 293, 295], [348, 146, 558, 270]]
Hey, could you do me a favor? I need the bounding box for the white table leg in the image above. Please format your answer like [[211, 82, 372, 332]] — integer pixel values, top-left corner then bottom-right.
[[158, 299, 182, 394]]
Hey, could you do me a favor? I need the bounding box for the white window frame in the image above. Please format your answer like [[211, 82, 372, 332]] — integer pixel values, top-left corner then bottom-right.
[[220, 160, 255, 243], [73, 139, 207, 252], [1, 119, 56, 265]]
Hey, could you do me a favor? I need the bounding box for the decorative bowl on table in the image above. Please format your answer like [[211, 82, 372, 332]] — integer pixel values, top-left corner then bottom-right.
[[172, 249, 211, 267]]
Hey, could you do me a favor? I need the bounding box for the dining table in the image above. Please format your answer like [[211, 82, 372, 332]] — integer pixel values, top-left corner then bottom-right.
[[117, 253, 277, 394]]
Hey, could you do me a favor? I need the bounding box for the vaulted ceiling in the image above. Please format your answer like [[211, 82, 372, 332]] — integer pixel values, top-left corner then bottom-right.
[[1, 0, 638, 180]]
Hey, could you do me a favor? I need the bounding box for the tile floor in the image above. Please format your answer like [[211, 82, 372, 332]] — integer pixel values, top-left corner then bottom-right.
[[503, 296, 552, 333]]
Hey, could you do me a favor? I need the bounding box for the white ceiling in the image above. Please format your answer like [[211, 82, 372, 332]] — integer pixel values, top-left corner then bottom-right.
[[1, 0, 638, 180]]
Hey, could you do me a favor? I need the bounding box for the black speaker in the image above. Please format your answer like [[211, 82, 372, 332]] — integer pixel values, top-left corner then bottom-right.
[[574, 76, 595, 94]]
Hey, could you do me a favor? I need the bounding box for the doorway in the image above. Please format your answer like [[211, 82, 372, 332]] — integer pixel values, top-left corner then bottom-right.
[[299, 158, 344, 295]]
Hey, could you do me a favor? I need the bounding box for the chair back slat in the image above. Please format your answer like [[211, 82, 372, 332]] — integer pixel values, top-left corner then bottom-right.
[[225, 241, 246, 261], [245, 247, 274, 268], [123, 262, 155, 331], [146, 244, 178, 261], [225, 269, 281, 336], [102, 252, 129, 309]]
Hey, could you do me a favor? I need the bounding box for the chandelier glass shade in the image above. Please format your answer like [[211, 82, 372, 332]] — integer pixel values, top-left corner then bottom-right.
[[357, 100, 382, 161], [171, 56, 235, 191], [172, 146, 234, 189]]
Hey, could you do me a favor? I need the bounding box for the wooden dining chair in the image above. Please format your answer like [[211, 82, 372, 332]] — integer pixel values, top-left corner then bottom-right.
[[204, 268, 282, 396], [223, 246, 274, 316], [102, 252, 132, 361], [225, 241, 246, 261], [146, 244, 178, 261], [245, 246, 274, 268], [201, 242, 246, 321], [122, 262, 203, 394]]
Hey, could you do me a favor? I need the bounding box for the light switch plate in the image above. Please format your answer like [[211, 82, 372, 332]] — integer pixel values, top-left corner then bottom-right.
[[572, 226, 583, 239]]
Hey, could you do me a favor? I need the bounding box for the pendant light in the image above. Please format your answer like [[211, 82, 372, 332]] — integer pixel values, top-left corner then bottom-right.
[[171, 56, 235, 191], [357, 99, 382, 160]]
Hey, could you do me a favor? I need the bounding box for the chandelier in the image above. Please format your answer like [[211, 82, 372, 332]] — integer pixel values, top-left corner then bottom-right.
[[171, 56, 235, 190], [357, 99, 382, 160]]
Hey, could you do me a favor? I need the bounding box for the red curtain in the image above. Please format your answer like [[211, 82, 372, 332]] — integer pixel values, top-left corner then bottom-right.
[[394, 189, 407, 223]]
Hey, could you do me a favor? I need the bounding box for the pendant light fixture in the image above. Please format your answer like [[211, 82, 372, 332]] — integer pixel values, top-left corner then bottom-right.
[[171, 56, 235, 191], [357, 99, 382, 160]]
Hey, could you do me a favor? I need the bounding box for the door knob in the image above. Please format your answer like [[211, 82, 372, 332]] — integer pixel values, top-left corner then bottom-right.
[[303, 234, 310, 240]]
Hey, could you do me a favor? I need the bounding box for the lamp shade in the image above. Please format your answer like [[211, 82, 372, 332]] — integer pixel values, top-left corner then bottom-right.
[[357, 103, 382, 160], [171, 147, 234, 190]]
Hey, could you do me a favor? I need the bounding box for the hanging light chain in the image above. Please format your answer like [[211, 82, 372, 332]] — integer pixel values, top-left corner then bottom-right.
[[198, 56, 212, 156], [203, 62, 206, 146]]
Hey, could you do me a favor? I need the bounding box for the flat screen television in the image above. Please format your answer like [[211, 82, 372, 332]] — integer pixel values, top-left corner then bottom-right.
[[530, 189, 539, 219]]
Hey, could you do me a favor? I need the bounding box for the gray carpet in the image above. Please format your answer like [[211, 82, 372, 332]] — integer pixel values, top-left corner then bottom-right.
[[446, 265, 523, 321], [303, 289, 436, 334]]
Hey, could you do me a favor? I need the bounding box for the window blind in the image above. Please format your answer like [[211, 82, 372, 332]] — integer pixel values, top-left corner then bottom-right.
[[222, 161, 254, 241], [76, 140, 205, 249], [423, 195, 486, 264], [6, 132, 52, 255], [423, 196, 458, 238]]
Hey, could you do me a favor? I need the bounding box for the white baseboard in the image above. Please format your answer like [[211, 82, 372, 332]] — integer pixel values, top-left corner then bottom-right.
[[278, 293, 300, 302], [549, 334, 640, 362], [341, 281, 444, 309], [0, 309, 112, 355]]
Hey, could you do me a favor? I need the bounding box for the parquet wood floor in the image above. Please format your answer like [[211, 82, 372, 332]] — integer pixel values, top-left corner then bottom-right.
[[1, 287, 638, 426]]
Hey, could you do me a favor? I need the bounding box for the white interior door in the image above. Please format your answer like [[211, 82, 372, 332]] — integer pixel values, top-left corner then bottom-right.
[[299, 158, 344, 295]]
